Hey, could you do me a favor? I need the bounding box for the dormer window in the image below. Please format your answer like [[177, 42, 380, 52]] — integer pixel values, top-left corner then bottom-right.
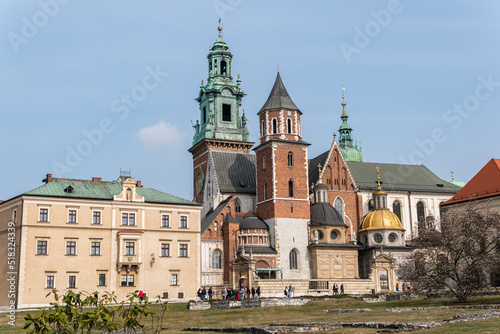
[[64, 186, 74, 193]]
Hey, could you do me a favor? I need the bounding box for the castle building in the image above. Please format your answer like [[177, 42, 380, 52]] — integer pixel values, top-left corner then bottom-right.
[[0, 174, 201, 307], [192, 25, 460, 295]]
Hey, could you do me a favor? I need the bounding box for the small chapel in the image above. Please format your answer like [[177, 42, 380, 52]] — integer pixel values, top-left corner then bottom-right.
[[189, 24, 460, 296]]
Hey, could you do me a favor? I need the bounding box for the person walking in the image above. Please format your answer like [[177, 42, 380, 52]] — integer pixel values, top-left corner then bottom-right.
[[139, 290, 144, 302], [288, 285, 293, 298], [208, 287, 213, 300], [284, 286, 289, 298], [340, 284, 344, 294], [256, 286, 261, 298], [251, 287, 256, 298], [201, 287, 206, 301]]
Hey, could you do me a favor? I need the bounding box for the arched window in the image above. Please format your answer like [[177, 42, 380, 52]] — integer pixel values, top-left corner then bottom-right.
[[334, 197, 344, 219], [212, 249, 222, 269], [126, 188, 132, 201], [263, 155, 266, 170], [272, 119, 277, 134], [235, 198, 241, 213], [220, 60, 227, 75], [287, 118, 292, 134], [288, 179, 294, 198], [261, 120, 266, 136], [289, 249, 298, 270], [417, 201, 425, 222], [263, 182, 267, 200], [393, 200, 402, 222], [288, 152, 293, 167]]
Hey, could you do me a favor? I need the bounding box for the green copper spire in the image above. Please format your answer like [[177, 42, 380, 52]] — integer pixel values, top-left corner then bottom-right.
[[338, 86, 363, 162], [192, 23, 250, 146]]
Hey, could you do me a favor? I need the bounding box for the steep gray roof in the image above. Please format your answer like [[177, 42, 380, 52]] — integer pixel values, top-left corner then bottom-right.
[[346, 161, 461, 193], [258, 73, 299, 113], [212, 152, 256, 194], [201, 196, 232, 232], [308, 150, 329, 187]]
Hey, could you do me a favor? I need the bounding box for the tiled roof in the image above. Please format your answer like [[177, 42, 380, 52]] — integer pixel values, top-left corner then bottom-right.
[[346, 161, 460, 193], [243, 246, 277, 254], [23, 177, 198, 205], [212, 152, 256, 194], [258, 72, 299, 113], [308, 150, 329, 187], [441, 158, 500, 206], [201, 196, 232, 232]]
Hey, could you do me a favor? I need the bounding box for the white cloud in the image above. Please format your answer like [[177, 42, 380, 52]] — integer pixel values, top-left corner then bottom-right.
[[135, 121, 185, 150]]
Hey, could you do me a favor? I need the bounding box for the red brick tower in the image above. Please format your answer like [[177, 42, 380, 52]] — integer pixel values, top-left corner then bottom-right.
[[254, 72, 311, 279]]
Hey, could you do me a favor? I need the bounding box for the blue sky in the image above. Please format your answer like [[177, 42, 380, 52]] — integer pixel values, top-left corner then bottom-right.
[[1, 0, 499, 201]]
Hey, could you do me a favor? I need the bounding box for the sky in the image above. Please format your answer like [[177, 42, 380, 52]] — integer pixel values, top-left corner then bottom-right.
[[1, 0, 499, 202]]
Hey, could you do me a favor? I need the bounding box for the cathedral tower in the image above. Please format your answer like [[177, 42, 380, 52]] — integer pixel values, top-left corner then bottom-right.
[[254, 72, 310, 279], [338, 87, 363, 162], [189, 24, 253, 203]]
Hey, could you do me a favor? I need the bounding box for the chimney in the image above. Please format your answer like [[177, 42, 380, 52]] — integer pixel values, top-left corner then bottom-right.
[[46, 174, 52, 183], [136, 181, 142, 187], [92, 177, 102, 183]]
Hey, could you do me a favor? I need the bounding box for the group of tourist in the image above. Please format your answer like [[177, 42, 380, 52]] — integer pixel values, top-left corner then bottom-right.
[[197, 286, 261, 301], [332, 283, 344, 295], [396, 282, 413, 292]]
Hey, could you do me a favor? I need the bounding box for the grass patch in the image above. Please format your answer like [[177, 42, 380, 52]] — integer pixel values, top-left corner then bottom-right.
[[1, 295, 499, 333]]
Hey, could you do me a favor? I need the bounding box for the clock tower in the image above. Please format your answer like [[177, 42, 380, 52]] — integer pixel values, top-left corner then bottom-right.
[[188, 24, 254, 204]]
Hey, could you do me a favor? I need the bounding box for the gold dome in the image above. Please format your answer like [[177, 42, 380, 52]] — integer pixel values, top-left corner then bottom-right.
[[360, 209, 404, 232]]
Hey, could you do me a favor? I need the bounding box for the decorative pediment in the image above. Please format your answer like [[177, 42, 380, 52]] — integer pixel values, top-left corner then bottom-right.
[[371, 253, 395, 264], [114, 177, 144, 202]]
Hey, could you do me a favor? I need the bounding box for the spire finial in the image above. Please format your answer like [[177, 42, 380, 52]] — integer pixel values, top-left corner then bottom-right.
[[277, 64, 279, 73], [318, 163, 322, 175], [451, 170, 455, 181], [333, 132, 337, 140], [376, 166, 381, 190], [218, 18, 222, 37]]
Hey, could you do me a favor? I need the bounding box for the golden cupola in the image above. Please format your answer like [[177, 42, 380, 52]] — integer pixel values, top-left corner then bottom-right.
[[359, 167, 404, 232]]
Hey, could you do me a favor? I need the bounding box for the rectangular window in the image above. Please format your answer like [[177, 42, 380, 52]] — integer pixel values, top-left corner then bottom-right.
[[161, 243, 170, 257], [98, 273, 106, 286], [68, 210, 77, 223], [180, 216, 188, 228], [161, 215, 170, 227], [179, 244, 188, 257], [37, 240, 48, 255], [121, 213, 136, 226], [66, 241, 76, 255], [222, 103, 231, 122], [93, 211, 101, 225], [91, 241, 101, 256], [121, 275, 127, 287], [68, 275, 76, 288], [171, 274, 178, 286], [128, 275, 134, 286], [39, 208, 48, 222], [125, 242, 135, 255], [46, 275, 54, 288]]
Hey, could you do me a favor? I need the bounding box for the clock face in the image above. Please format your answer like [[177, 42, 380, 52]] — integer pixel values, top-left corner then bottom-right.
[[196, 170, 205, 194]]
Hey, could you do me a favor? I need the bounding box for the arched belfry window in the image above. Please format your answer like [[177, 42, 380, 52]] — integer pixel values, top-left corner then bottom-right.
[[235, 198, 241, 213], [272, 119, 277, 134], [289, 249, 298, 270], [287, 118, 292, 134], [220, 60, 227, 75], [212, 249, 222, 269], [334, 197, 344, 220], [261, 120, 266, 136], [288, 179, 294, 198], [417, 201, 425, 222], [393, 200, 402, 222], [288, 152, 293, 167]]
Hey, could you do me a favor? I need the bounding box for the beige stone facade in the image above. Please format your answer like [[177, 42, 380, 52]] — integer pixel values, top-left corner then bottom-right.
[[0, 176, 201, 308]]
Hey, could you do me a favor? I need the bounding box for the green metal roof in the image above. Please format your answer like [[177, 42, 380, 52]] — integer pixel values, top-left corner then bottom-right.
[[23, 177, 199, 206], [346, 161, 461, 193]]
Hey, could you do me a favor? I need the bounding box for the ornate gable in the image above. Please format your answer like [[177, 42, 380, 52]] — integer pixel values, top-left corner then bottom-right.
[[113, 177, 144, 202]]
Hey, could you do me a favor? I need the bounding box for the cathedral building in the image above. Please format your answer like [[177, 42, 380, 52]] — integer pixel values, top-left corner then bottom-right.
[[191, 25, 461, 294]]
